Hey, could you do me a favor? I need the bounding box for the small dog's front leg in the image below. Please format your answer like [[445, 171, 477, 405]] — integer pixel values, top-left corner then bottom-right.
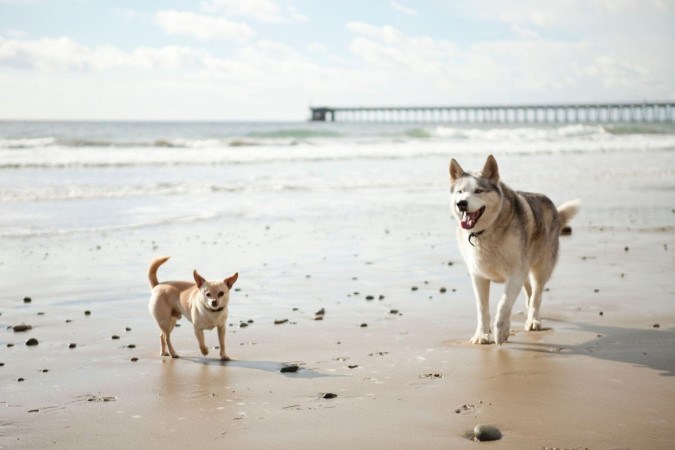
[[194, 328, 208, 356], [217, 325, 229, 361], [470, 275, 493, 344], [494, 274, 526, 345]]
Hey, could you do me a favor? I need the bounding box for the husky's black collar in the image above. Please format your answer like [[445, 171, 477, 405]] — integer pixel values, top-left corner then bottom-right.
[[468, 230, 485, 247]]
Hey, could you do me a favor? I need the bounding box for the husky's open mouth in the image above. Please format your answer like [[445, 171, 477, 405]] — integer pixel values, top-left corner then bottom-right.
[[460, 206, 485, 230]]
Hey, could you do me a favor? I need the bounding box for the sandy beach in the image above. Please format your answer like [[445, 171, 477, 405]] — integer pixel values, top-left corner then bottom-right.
[[1, 126, 674, 449]]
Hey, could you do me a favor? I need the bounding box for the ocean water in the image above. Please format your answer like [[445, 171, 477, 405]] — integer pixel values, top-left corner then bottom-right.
[[1, 120, 674, 239]]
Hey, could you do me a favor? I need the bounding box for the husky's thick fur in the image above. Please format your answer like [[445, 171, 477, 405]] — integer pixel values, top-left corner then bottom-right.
[[449, 155, 579, 345], [148, 256, 238, 360]]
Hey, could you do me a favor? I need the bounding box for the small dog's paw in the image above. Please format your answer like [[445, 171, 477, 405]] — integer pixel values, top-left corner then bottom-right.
[[171, 354, 179, 359], [494, 321, 511, 345], [525, 318, 542, 331], [220, 354, 230, 361], [161, 352, 170, 357], [470, 332, 493, 344], [200, 346, 209, 356]]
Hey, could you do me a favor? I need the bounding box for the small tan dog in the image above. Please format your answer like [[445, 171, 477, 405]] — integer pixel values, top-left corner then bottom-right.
[[147, 256, 238, 360]]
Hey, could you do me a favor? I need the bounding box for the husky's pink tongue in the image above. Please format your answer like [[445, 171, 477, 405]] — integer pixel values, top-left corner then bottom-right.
[[461, 211, 479, 230]]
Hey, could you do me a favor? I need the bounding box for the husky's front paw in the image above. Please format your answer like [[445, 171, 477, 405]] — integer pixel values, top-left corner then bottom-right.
[[494, 320, 511, 345], [470, 332, 493, 344], [200, 345, 209, 356], [525, 318, 542, 331]]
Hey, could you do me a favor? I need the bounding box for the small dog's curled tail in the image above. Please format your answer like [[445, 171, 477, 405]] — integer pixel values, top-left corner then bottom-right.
[[557, 199, 581, 228], [148, 256, 170, 288]]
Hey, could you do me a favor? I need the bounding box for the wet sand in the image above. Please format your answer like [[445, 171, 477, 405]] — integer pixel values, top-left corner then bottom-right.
[[1, 224, 674, 449]]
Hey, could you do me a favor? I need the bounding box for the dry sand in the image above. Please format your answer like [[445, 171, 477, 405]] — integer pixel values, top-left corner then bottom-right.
[[1, 225, 674, 449]]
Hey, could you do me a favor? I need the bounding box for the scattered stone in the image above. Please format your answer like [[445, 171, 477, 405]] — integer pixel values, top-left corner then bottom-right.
[[66, 319, 72, 323], [315, 308, 325, 316], [322, 393, 337, 399], [37, 312, 45, 316], [411, 286, 418, 291], [473, 424, 502, 442], [23, 297, 31, 303], [280, 364, 299, 373], [439, 287, 447, 293], [594, 289, 599, 293], [12, 324, 32, 332], [127, 344, 136, 349], [389, 309, 399, 314], [454, 404, 475, 414], [7, 343, 14, 348], [560, 226, 572, 236], [365, 295, 374, 301], [247, 319, 254, 324], [130, 357, 138, 362], [28, 409, 39, 413], [125, 327, 132, 332], [624, 246, 629, 252], [369, 351, 388, 356], [313, 315, 323, 321], [25, 338, 39, 346], [84, 310, 91, 316], [112, 335, 120, 340], [378, 295, 385, 300], [292, 307, 299, 311], [69, 343, 77, 349], [18, 378, 25, 382], [0, 362, 4, 366], [348, 365, 358, 369], [447, 261, 454, 266], [653, 323, 660, 328], [422, 373, 443, 378], [274, 319, 289, 325], [599, 311, 604, 316], [239, 322, 248, 328], [360, 323, 368, 328], [41, 369, 48, 373]]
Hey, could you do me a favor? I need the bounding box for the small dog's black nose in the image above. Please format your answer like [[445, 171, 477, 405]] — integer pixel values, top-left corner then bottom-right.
[[457, 200, 468, 212], [211, 300, 218, 307]]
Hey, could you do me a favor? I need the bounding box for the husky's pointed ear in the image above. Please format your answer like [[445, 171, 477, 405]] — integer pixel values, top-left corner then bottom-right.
[[482, 155, 499, 184], [193, 270, 206, 288], [225, 272, 238, 289], [449, 158, 464, 182]]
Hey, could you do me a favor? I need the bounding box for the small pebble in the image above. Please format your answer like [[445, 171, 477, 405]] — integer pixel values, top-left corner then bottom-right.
[[439, 287, 447, 293], [360, 323, 368, 328], [125, 327, 132, 332], [37, 312, 45, 316], [112, 335, 120, 340], [69, 343, 77, 349], [378, 295, 385, 300], [41, 369, 48, 373], [7, 343, 14, 348], [280, 364, 299, 373], [12, 324, 32, 332], [313, 315, 324, 321], [322, 393, 337, 399], [18, 377, 25, 382], [84, 310, 91, 316], [594, 289, 599, 293], [653, 323, 660, 328], [0, 362, 4, 367], [315, 308, 325, 316], [130, 357, 138, 362], [365, 295, 374, 301], [473, 424, 502, 442], [127, 344, 136, 349], [23, 297, 31, 303], [348, 365, 358, 369], [411, 286, 418, 291], [239, 322, 248, 328], [624, 246, 629, 251], [65, 319, 72, 323], [389, 309, 399, 314], [28, 409, 39, 413], [25, 338, 39, 346], [274, 319, 288, 325], [599, 311, 604, 316]]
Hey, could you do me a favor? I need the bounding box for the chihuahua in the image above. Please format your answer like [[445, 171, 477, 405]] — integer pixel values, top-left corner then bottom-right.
[[147, 256, 238, 360]]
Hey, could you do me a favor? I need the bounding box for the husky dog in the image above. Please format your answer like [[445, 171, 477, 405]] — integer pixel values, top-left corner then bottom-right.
[[148, 256, 238, 360], [449, 155, 579, 345]]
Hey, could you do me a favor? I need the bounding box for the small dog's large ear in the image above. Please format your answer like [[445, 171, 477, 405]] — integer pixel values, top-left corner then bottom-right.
[[225, 272, 238, 289], [193, 270, 206, 288], [449, 158, 464, 183], [482, 154, 499, 184]]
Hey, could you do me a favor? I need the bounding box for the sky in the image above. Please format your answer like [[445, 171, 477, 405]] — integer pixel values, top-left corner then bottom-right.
[[0, 0, 674, 121]]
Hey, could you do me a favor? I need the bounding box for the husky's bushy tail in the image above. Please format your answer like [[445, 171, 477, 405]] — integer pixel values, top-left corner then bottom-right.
[[148, 256, 170, 288], [557, 200, 581, 228]]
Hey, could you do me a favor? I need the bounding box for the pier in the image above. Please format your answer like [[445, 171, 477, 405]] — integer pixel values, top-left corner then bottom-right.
[[310, 102, 675, 123]]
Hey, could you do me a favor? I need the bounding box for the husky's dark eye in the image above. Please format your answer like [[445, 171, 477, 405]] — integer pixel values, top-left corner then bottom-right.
[[205, 292, 212, 298], [475, 189, 484, 194], [217, 291, 224, 298]]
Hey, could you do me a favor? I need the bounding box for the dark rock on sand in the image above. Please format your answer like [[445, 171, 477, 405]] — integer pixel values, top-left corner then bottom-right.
[[411, 286, 418, 291], [12, 324, 32, 332], [18, 378, 25, 382], [315, 308, 325, 316], [25, 338, 39, 346], [280, 364, 299, 373], [69, 343, 77, 349], [653, 323, 660, 328], [360, 323, 368, 328], [473, 424, 502, 442], [112, 335, 120, 340], [389, 309, 399, 314], [322, 393, 337, 399], [439, 287, 447, 293], [130, 357, 139, 362], [365, 295, 374, 301], [84, 310, 91, 316], [274, 319, 289, 325], [348, 365, 358, 369], [23, 297, 31, 303]]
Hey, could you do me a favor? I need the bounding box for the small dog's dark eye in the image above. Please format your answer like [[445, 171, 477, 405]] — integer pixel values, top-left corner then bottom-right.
[[475, 189, 484, 194], [458, 189, 463, 194], [205, 292, 211, 298], [217, 291, 224, 298]]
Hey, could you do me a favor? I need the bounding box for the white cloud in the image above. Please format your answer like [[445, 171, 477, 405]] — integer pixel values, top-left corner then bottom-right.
[[156, 10, 253, 41], [390, 2, 417, 16], [201, 0, 306, 23]]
